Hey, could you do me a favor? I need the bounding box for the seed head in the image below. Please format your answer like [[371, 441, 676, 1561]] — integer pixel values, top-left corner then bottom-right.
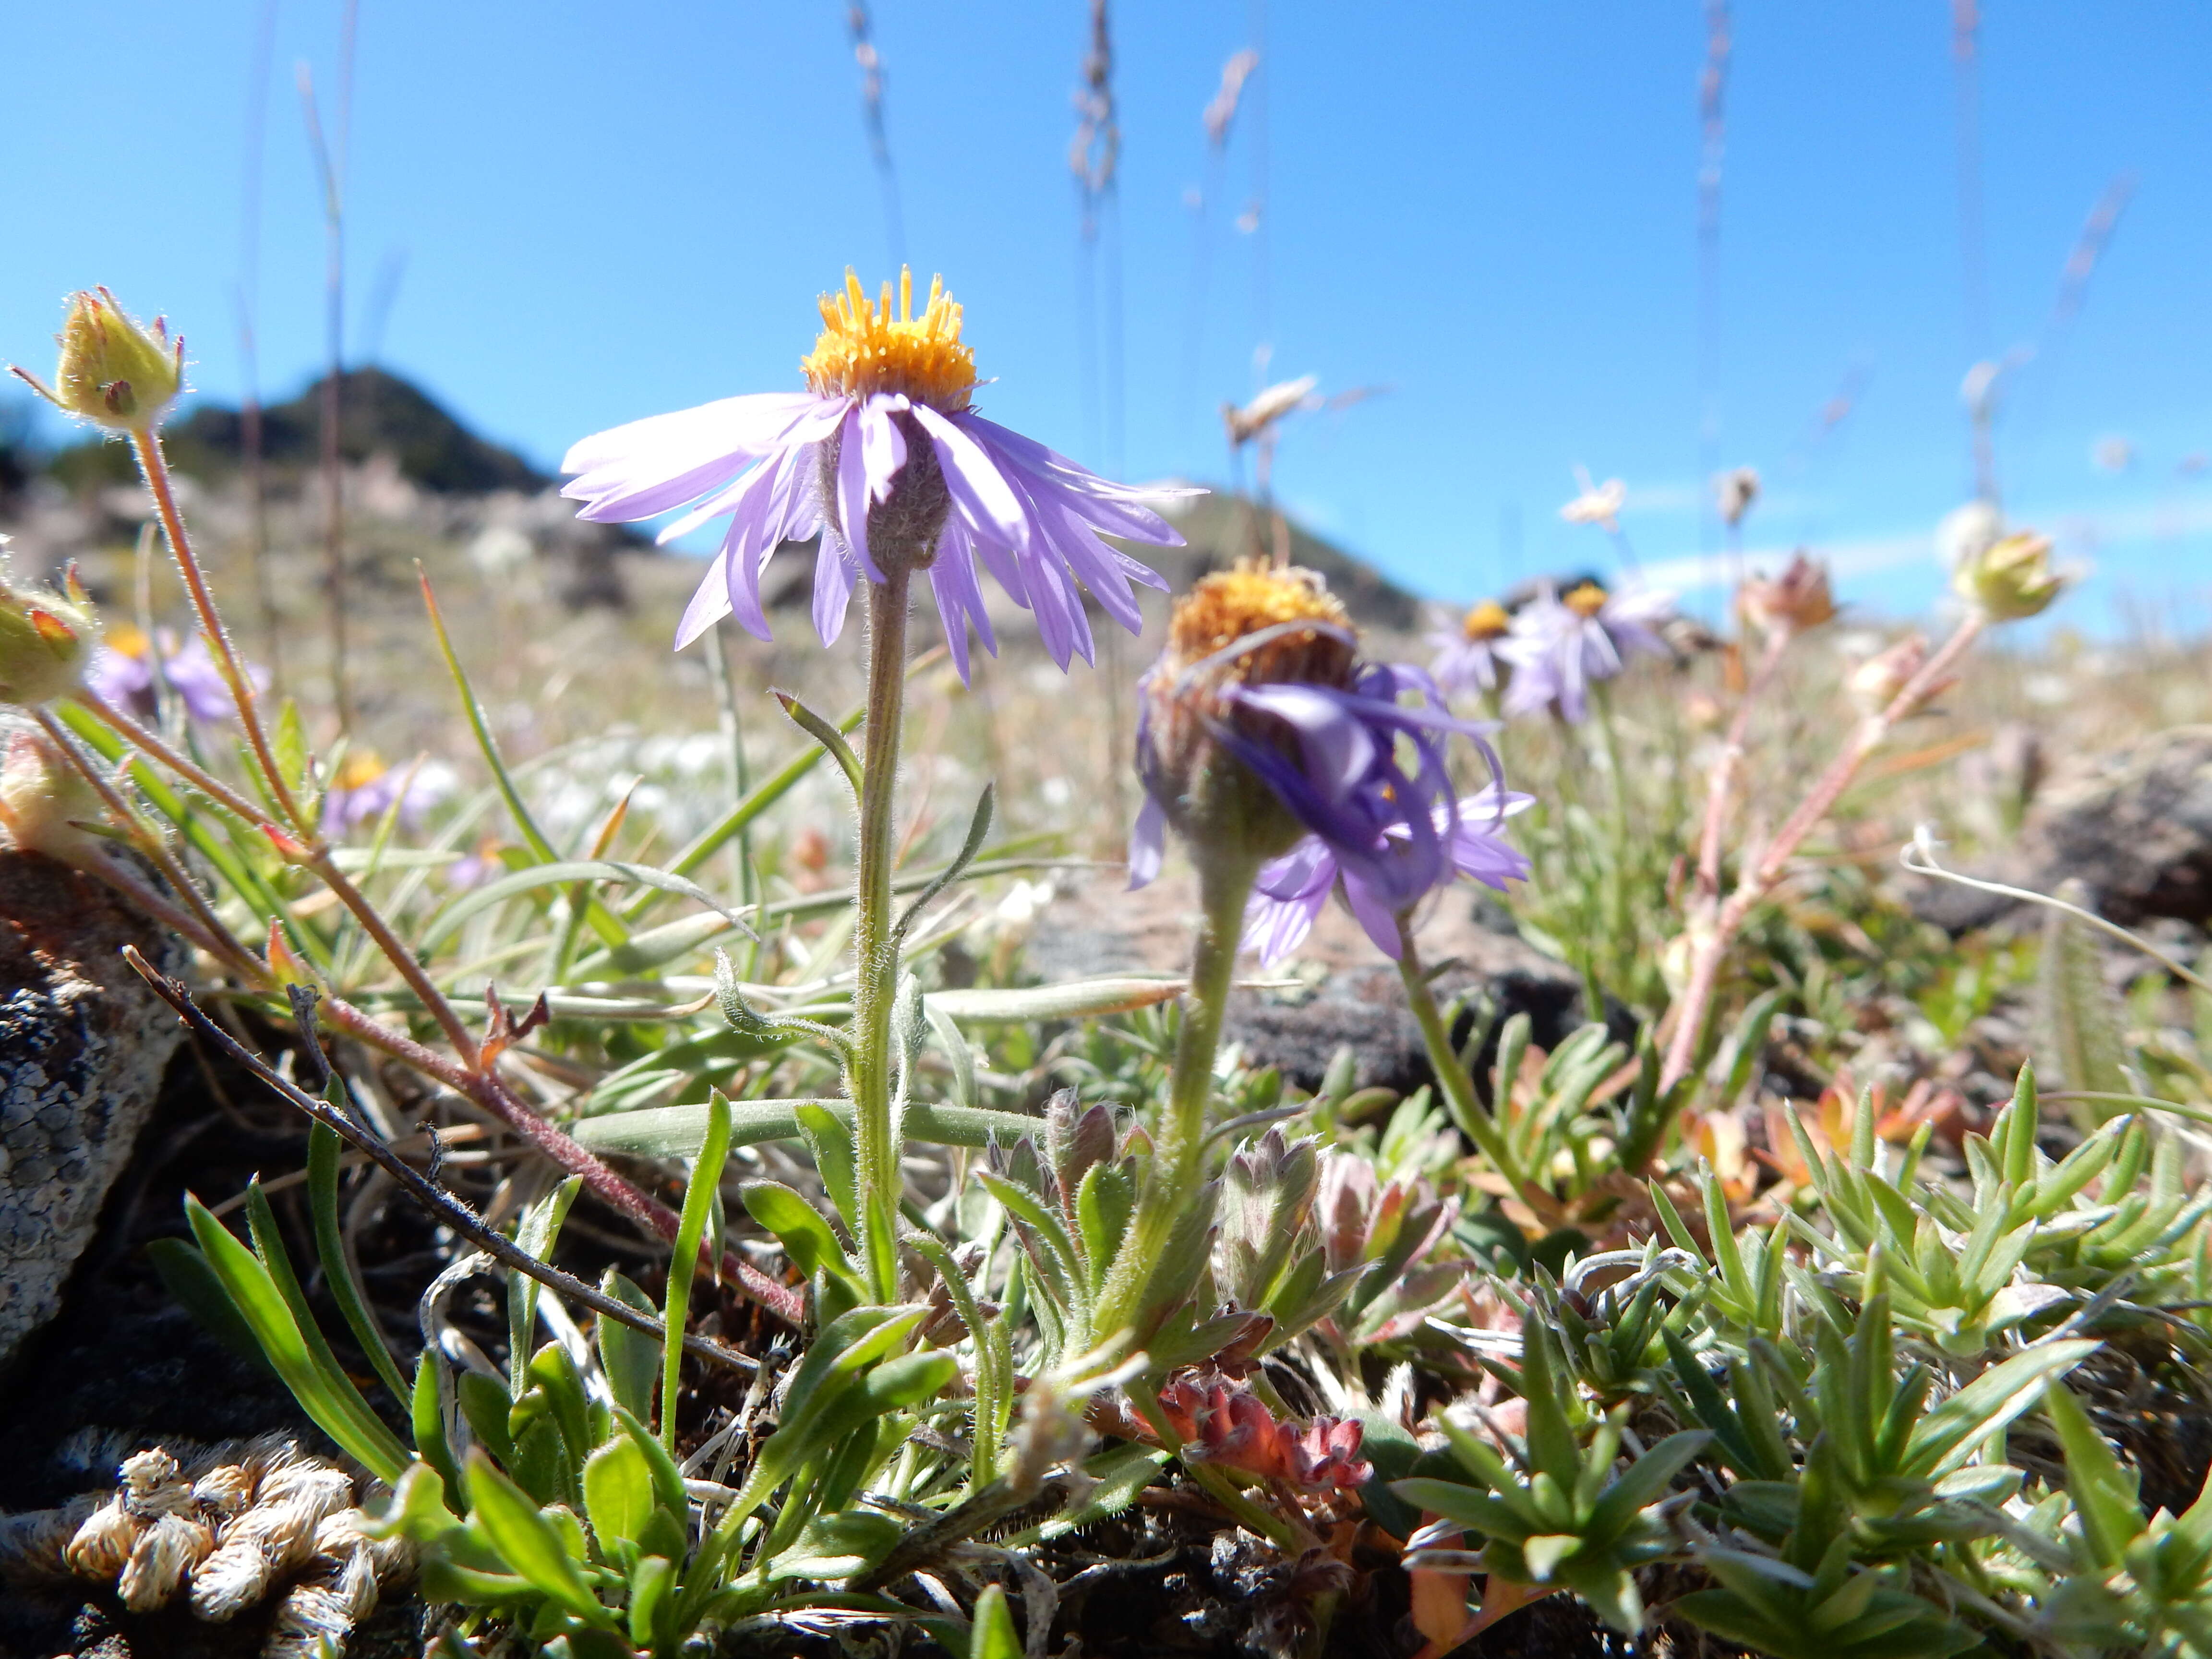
[[1953, 529, 2064, 622], [1738, 553, 1835, 637], [12, 289, 184, 433], [0, 733, 107, 867], [0, 556, 99, 707]]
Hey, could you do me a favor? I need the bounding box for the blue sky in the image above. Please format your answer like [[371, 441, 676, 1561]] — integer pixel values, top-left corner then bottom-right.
[[5, 1, 2209, 632]]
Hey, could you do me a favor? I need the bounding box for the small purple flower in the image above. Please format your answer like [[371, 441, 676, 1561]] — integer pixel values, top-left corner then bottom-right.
[[1427, 598, 1511, 698], [86, 627, 260, 725], [1497, 580, 1675, 722], [321, 753, 455, 838], [1134, 650, 1516, 931], [561, 269, 1191, 679], [1242, 787, 1533, 965]]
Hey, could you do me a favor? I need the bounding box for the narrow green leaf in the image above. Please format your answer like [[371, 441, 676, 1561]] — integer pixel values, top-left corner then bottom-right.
[[970, 1584, 1022, 1659], [662, 1089, 732, 1455], [582, 1435, 656, 1550], [464, 1448, 606, 1620]]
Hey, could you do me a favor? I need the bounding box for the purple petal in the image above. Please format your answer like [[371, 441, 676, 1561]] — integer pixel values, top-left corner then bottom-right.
[[813, 539, 857, 646], [1128, 794, 1167, 889], [860, 394, 910, 504], [673, 547, 735, 649], [912, 405, 1030, 550], [1340, 871, 1407, 959], [563, 393, 824, 522], [835, 404, 884, 584], [1227, 684, 1377, 800]]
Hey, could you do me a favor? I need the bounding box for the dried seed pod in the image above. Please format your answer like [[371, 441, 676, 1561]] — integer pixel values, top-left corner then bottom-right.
[[118, 1511, 213, 1611], [188, 1462, 352, 1621], [64, 1495, 141, 1578]]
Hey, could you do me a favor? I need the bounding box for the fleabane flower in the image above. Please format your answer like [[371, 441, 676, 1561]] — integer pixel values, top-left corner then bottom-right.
[[1132, 563, 1519, 946], [1242, 786, 1532, 966], [86, 625, 261, 725], [1427, 598, 1510, 697], [1497, 579, 1675, 723], [320, 752, 454, 837], [561, 268, 1189, 678]]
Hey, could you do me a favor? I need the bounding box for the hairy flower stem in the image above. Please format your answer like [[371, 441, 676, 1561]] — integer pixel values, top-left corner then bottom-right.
[[1659, 612, 1986, 1093], [851, 565, 913, 1302], [1395, 919, 1529, 1192], [1692, 628, 1792, 904], [1590, 681, 1635, 975], [1093, 852, 1256, 1344], [125, 427, 309, 837]]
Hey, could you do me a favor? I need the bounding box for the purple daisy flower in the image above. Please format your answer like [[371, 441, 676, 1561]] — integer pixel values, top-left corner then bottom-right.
[[86, 627, 261, 725], [1426, 598, 1512, 698], [561, 269, 1190, 680], [1132, 638, 1513, 935], [321, 753, 455, 838], [1496, 579, 1675, 722], [1241, 787, 1532, 966]]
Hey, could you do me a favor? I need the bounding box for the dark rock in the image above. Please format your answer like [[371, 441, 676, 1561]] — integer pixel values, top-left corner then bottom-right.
[[2025, 728, 2212, 926], [1225, 962, 1633, 1101], [0, 851, 187, 1367]]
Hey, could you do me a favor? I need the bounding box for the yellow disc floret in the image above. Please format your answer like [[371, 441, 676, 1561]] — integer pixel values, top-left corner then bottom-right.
[[1564, 580, 1610, 619], [801, 267, 977, 411], [1168, 562, 1353, 687], [336, 751, 389, 792], [1461, 599, 1509, 640]]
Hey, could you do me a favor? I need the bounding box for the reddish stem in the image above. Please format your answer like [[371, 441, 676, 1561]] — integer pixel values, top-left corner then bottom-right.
[[1659, 613, 1985, 1093]]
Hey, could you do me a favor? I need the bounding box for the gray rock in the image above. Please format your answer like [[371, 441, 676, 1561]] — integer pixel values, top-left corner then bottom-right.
[[0, 850, 186, 1366], [1904, 729, 2212, 936], [2026, 728, 2212, 926], [1026, 865, 1629, 1101]]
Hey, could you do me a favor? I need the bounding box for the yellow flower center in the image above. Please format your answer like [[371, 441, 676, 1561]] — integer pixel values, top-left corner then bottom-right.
[[1564, 581, 1609, 619], [105, 622, 150, 659], [1461, 599, 1509, 641], [336, 751, 388, 791], [801, 267, 976, 411], [1169, 562, 1353, 686]]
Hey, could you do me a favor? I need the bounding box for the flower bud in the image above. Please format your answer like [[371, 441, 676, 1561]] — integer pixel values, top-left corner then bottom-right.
[[0, 561, 100, 706], [0, 731, 108, 866], [14, 289, 183, 432], [1737, 552, 1835, 638], [1952, 529, 2064, 622], [1845, 634, 1954, 718], [1136, 563, 1356, 874]]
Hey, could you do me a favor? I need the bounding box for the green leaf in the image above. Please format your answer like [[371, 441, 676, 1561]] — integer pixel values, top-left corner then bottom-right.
[[412, 1349, 462, 1498], [510, 1176, 583, 1396], [927, 976, 1186, 1022], [764, 1508, 905, 1582], [573, 1098, 1044, 1157], [307, 1119, 410, 1401], [1907, 1339, 2099, 1476], [595, 1272, 661, 1426], [146, 1237, 274, 1375], [969, 1584, 1022, 1659], [662, 1089, 732, 1456], [419, 860, 750, 955], [184, 1195, 409, 1482], [582, 1435, 656, 1551], [2044, 1382, 2143, 1569], [465, 1448, 608, 1622], [741, 1181, 861, 1286]]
